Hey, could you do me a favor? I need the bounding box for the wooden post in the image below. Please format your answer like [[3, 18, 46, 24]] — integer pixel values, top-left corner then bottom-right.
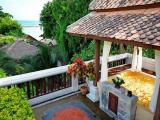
[[154, 86, 160, 120], [100, 41, 111, 82], [150, 50, 160, 113], [94, 40, 100, 86]]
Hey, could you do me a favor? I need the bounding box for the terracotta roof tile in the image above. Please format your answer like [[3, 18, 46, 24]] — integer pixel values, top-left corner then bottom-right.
[[67, 8, 160, 48], [89, 0, 160, 10]]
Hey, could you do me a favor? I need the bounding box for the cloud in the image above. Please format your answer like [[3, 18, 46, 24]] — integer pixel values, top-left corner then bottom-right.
[[0, 0, 52, 20]]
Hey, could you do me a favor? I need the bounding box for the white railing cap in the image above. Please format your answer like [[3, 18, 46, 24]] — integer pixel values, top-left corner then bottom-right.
[[0, 53, 130, 87]]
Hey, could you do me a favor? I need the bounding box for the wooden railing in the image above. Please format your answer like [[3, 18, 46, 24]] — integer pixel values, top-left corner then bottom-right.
[[15, 73, 71, 99], [0, 53, 130, 105]]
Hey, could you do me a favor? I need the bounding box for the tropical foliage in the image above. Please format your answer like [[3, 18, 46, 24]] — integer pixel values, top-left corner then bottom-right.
[[68, 58, 97, 81], [71, 41, 100, 61], [0, 43, 59, 77], [0, 50, 23, 76], [19, 44, 59, 73], [143, 48, 155, 59], [0, 68, 6, 78], [86, 62, 96, 81], [0, 87, 35, 120], [112, 76, 125, 86], [72, 41, 155, 61], [40, 0, 91, 64], [0, 6, 23, 37], [0, 6, 12, 18], [67, 58, 86, 78], [0, 35, 16, 45]]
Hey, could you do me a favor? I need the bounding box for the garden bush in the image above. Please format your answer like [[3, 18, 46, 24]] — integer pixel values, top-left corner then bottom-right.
[[0, 87, 35, 120], [0, 17, 23, 37], [0, 68, 6, 78], [0, 35, 16, 45]]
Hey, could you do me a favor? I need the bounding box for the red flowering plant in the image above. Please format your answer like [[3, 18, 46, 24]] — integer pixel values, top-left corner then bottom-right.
[[67, 58, 87, 78], [86, 62, 96, 81]]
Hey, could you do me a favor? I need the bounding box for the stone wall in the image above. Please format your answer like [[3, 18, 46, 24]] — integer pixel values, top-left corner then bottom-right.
[[100, 82, 138, 120]]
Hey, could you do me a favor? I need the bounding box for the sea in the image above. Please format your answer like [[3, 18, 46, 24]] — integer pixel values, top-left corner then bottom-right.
[[18, 20, 43, 40]]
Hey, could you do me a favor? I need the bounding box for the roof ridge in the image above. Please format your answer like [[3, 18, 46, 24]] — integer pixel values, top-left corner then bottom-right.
[[89, 0, 160, 11], [6, 40, 20, 54]]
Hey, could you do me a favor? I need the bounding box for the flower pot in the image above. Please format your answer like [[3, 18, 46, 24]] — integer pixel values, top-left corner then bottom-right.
[[80, 86, 88, 95], [88, 80, 94, 87], [115, 84, 120, 89]]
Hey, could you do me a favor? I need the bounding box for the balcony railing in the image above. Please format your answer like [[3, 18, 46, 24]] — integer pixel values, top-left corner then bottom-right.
[[0, 53, 155, 106]]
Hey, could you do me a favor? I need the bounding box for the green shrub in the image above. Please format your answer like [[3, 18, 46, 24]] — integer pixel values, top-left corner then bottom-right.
[[0, 68, 6, 78], [0, 17, 23, 37], [0, 87, 35, 120], [71, 41, 98, 61], [0, 36, 16, 45], [143, 48, 155, 59]]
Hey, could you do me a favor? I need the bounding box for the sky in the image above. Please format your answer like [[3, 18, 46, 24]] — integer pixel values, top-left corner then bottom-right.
[[0, 0, 52, 21]]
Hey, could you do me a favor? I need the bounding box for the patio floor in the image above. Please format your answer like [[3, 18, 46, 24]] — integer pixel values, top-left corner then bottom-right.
[[33, 64, 155, 120], [33, 93, 112, 120]]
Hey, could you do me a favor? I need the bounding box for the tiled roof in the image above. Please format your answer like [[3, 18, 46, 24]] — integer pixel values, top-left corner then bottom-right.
[[67, 8, 160, 49], [2, 40, 38, 59], [89, 0, 160, 10]]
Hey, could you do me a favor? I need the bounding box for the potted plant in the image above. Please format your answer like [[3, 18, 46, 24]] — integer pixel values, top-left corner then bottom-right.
[[112, 76, 125, 89], [67, 58, 88, 94], [80, 86, 88, 95], [67, 58, 86, 78], [86, 62, 96, 87]]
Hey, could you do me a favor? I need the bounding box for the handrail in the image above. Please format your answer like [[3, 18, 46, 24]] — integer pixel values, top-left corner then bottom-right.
[[0, 65, 68, 87], [0, 53, 130, 87]]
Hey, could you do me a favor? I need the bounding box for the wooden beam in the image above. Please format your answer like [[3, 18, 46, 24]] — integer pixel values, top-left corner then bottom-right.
[[150, 50, 160, 112], [69, 33, 160, 50], [94, 40, 100, 86], [154, 86, 160, 120]]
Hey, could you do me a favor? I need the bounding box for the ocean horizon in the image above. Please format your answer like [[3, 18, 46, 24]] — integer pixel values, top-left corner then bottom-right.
[[18, 20, 43, 40], [18, 20, 40, 27]]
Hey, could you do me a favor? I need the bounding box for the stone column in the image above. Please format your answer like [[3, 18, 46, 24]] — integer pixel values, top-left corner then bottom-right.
[[100, 41, 111, 82], [150, 50, 160, 112], [137, 47, 142, 71], [100, 41, 111, 108], [131, 46, 138, 71]]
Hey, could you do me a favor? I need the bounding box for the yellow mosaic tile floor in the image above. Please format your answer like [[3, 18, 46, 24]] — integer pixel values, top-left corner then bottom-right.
[[109, 70, 155, 109]]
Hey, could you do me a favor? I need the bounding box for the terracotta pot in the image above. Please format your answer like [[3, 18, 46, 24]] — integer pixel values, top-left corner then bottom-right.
[[80, 86, 88, 95]]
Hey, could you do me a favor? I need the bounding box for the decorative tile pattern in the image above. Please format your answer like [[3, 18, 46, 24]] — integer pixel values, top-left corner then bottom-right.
[[89, 0, 160, 10], [67, 9, 160, 47]]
